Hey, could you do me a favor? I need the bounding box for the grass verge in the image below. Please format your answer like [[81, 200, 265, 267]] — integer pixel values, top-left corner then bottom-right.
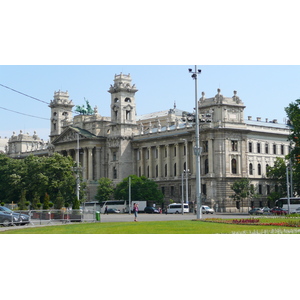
[[1, 219, 300, 234]]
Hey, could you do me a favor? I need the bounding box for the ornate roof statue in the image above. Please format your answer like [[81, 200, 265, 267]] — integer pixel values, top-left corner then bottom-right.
[[75, 98, 95, 115]]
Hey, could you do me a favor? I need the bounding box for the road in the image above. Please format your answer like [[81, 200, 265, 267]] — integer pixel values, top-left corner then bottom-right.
[[0, 212, 251, 231], [98, 212, 249, 222]]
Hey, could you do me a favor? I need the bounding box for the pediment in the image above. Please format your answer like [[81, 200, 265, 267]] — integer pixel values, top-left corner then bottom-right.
[[52, 126, 97, 144]]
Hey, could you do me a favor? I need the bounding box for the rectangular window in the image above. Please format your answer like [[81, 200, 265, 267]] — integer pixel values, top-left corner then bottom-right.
[[281, 145, 284, 155], [171, 186, 174, 196], [265, 143, 269, 154], [257, 143, 261, 153], [249, 142, 252, 153], [202, 141, 208, 153], [273, 144, 277, 155], [231, 140, 238, 151], [258, 184, 262, 194], [202, 184, 207, 195]]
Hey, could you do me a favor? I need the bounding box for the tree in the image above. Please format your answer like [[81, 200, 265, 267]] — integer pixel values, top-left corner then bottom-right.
[[31, 192, 40, 210], [114, 175, 164, 205], [18, 190, 27, 210], [72, 197, 80, 209], [266, 157, 287, 198], [55, 191, 64, 209], [95, 177, 114, 205], [285, 99, 300, 195], [43, 193, 50, 209], [0, 153, 85, 208], [230, 178, 255, 210]]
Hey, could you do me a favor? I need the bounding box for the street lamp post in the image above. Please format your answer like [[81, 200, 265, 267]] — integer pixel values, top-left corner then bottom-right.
[[76, 133, 80, 201], [181, 171, 185, 215], [189, 66, 202, 219]]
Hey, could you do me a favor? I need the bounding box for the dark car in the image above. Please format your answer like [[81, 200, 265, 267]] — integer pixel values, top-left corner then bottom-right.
[[0, 206, 30, 226], [249, 208, 264, 215], [144, 207, 160, 214], [270, 207, 288, 215]]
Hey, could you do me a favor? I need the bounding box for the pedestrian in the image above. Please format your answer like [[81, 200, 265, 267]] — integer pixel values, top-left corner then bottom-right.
[[133, 203, 139, 222], [104, 205, 108, 215]]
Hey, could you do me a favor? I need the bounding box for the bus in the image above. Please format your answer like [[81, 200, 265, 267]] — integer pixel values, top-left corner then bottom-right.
[[82, 201, 101, 212], [275, 197, 300, 213], [83, 200, 148, 214], [167, 203, 189, 214], [101, 200, 128, 213]]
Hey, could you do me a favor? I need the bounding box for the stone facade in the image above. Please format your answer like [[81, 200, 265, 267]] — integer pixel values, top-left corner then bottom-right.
[[5, 73, 291, 211]]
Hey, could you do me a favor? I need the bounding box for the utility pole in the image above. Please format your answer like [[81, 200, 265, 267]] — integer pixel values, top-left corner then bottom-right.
[[189, 66, 202, 219]]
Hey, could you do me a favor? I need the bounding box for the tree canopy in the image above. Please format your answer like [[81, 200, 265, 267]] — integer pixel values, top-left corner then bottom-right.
[[95, 177, 114, 204], [114, 175, 164, 204], [0, 153, 83, 208], [230, 178, 255, 207]]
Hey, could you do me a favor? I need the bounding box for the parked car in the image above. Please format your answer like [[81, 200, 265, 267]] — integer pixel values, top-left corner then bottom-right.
[[249, 208, 264, 215], [0, 206, 30, 226], [262, 207, 271, 214], [201, 206, 214, 214], [107, 208, 120, 214], [270, 207, 288, 215], [293, 207, 300, 214], [144, 207, 160, 214]]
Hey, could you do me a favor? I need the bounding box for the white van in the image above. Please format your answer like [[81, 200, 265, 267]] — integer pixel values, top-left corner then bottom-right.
[[167, 203, 189, 214], [201, 205, 214, 214]]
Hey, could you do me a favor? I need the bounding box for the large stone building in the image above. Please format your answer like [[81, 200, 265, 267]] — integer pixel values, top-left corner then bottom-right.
[[5, 73, 291, 211]]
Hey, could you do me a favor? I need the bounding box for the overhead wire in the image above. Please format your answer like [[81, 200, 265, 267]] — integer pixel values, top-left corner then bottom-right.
[[0, 83, 50, 105], [0, 82, 51, 120], [0, 82, 80, 119], [0, 106, 49, 120]]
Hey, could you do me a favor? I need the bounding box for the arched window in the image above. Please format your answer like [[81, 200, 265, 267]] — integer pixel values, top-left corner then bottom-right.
[[125, 97, 131, 103], [231, 158, 237, 174], [114, 98, 119, 103], [258, 163, 261, 175], [249, 163, 253, 175], [126, 109, 131, 120]]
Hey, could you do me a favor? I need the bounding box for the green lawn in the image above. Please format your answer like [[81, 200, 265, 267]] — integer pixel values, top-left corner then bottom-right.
[[1, 219, 300, 234]]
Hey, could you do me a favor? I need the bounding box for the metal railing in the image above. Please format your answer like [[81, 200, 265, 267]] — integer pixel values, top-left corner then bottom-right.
[[0, 209, 99, 227]]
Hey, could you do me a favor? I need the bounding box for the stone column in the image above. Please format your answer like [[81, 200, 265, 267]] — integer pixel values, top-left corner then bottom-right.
[[166, 145, 171, 178], [175, 143, 180, 177], [82, 148, 87, 180], [96, 147, 101, 179], [157, 145, 161, 178], [208, 139, 213, 175], [140, 147, 144, 176], [87, 147, 93, 180], [148, 146, 153, 178]]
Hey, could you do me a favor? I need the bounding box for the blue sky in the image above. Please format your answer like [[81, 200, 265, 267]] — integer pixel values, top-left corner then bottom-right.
[[0, 65, 299, 141]]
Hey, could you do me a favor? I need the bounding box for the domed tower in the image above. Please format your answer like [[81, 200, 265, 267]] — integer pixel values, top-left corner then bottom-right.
[[107, 73, 138, 182], [109, 73, 138, 125], [49, 91, 74, 142]]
